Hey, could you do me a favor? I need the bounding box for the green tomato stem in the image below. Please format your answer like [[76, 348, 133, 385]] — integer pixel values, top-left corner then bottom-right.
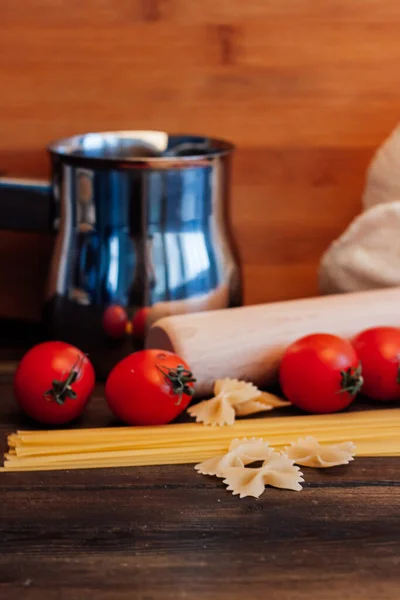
[[44, 355, 84, 405], [156, 364, 196, 406], [339, 362, 364, 396]]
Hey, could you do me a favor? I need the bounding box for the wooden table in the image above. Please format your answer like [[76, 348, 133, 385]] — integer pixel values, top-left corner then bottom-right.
[[1, 369, 400, 599]]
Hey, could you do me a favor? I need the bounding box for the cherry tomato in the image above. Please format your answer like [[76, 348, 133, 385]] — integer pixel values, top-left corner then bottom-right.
[[102, 305, 128, 338], [14, 341, 95, 425], [352, 326, 400, 401], [279, 333, 362, 414], [105, 349, 196, 425], [132, 307, 150, 340]]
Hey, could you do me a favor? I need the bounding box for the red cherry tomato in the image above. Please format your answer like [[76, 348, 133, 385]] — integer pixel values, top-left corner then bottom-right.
[[279, 333, 362, 414], [102, 305, 128, 338], [14, 341, 95, 425], [132, 307, 150, 340], [352, 326, 400, 401], [105, 349, 196, 425]]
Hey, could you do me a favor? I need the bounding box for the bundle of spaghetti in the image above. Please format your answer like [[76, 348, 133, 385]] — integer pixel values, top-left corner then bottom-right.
[[2, 408, 400, 472]]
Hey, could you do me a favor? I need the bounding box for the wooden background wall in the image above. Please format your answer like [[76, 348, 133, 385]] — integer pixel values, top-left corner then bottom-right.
[[0, 0, 399, 320]]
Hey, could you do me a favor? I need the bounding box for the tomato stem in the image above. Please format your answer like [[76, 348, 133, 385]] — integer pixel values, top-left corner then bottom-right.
[[156, 364, 196, 405], [44, 355, 84, 405], [339, 362, 364, 396]]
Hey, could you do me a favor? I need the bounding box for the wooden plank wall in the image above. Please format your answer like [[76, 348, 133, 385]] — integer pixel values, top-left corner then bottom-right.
[[0, 0, 399, 320]]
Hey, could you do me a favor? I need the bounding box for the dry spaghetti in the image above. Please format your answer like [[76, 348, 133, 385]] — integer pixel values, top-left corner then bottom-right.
[[1, 408, 400, 472]]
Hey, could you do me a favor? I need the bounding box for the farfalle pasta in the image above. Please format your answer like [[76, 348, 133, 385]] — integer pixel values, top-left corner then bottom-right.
[[188, 394, 236, 426], [195, 437, 271, 477], [284, 437, 356, 468], [235, 391, 291, 417], [187, 378, 289, 426], [195, 437, 304, 498], [223, 452, 304, 498], [213, 379, 261, 403], [195, 434, 356, 499]]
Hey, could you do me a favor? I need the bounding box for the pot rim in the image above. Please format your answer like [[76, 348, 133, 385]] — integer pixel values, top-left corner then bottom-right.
[[48, 130, 235, 169]]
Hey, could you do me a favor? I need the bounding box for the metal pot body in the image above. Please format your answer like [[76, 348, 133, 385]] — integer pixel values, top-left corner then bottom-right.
[[0, 132, 241, 377]]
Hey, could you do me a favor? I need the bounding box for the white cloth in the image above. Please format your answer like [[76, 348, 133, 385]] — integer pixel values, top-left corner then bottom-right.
[[319, 125, 400, 294]]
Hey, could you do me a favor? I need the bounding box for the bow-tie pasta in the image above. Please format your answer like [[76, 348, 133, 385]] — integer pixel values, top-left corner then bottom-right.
[[284, 437, 356, 468], [188, 379, 289, 425], [235, 391, 291, 417], [195, 438, 271, 477], [223, 451, 304, 498]]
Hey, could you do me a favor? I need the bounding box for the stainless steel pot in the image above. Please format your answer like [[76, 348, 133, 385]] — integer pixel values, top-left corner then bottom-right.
[[0, 131, 241, 377]]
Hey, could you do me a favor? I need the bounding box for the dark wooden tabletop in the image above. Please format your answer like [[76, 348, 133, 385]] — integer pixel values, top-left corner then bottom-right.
[[1, 365, 400, 600]]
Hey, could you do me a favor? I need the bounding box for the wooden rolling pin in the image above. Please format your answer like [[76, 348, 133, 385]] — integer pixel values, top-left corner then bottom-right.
[[146, 286, 400, 397]]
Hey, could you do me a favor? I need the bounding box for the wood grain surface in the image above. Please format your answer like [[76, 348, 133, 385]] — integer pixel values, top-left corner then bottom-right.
[[1, 1, 400, 318], [1, 370, 400, 599]]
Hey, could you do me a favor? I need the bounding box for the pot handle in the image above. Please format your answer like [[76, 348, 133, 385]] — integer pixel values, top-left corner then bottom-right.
[[0, 177, 54, 233]]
